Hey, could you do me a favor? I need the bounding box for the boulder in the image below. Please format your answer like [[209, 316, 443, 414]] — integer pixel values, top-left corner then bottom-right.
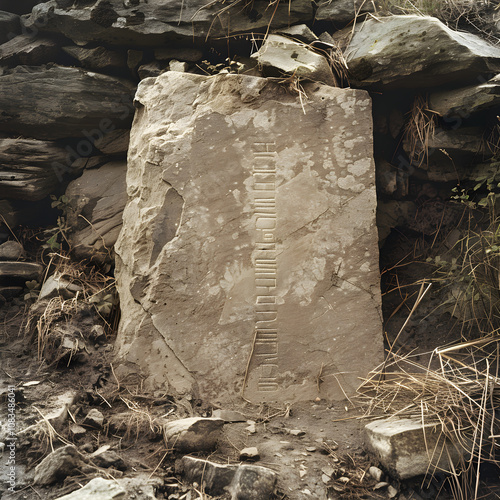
[[114, 71, 383, 403], [0, 240, 24, 260], [0, 137, 69, 201], [0, 11, 20, 44], [365, 417, 463, 479], [65, 161, 127, 262], [24, 0, 313, 46], [429, 74, 500, 118], [62, 45, 127, 73], [346, 15, 500, 89], [34, 445, 90, 486], [315, 0, 375, 24], [162, 417, 224, 452], [0, 35, 60, 66], [0, 65, 135, 139], [54, 477, 126, 500], [251, 34, 335, 85], [182, 456, 277, 499]]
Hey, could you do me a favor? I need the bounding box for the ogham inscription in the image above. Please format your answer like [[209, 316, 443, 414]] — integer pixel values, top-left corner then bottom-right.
[[250, 142, 279, 394]]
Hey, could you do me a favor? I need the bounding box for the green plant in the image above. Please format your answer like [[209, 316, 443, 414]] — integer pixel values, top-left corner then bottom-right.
[[42, 195, 72, 252]]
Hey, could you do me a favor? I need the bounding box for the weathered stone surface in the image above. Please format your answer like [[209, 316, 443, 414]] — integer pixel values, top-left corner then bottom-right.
[[94, 129, 129, 155], [251, 34, 335, 85], [54, 477, 126, 500], [346, 16, 500, 89], [429, 74, 500, 117], [38, 274, 82, 300], [163, 417, 224, 452], [25, 0, 313, 46], [315, 0, 374, 24], [0, 66, 134, 139], [0, 137, 68, 201], [0, 262, 43, 282], [65, 161, 127, 262], [365, 417, 463, 479], [182, 456, 277, 499], [0, 240, 24, 260], [34, 445, 89, 486], [0, 11, 20, 44], [0, 35, 60, 66], [138, 60, 164, 79], [83, 408, 104, 429], [62, 45, 127, 73], [114, 72, 383, 403], [274, 24, 318, 44]]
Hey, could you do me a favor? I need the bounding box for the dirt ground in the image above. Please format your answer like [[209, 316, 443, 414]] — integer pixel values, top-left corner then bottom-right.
[[1, 225, 500, 499]]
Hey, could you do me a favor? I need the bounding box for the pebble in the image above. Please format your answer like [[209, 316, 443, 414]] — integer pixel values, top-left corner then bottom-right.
[[239, 447, 259, 461], [288, 429, 305, 436], [246, 421, 256, 434], [83, 408, 104, 429], [321, 473, 330, 484], [369, 465, 383, 482], [388, 485, 399, 498], [305, 446, 316, 452]]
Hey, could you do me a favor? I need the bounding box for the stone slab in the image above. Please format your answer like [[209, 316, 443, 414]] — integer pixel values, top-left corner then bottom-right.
[[114, 72, 383, 404], [365, 417, 464, 479]]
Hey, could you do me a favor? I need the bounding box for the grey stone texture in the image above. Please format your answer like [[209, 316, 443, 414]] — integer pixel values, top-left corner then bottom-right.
[[365, 417, 463, 479], [114, 71, 383, 404], [65, 161, 127, 262], [0, 66, 134, 140], [24, 0, 313, 46], [346, 15, 500, 89]]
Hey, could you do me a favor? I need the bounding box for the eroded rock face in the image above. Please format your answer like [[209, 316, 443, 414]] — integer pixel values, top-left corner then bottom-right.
[[0, 65, 134, 139], [114, 71, 383, 404], [24, 0, 313, 46], [347, 15, 500, 89], [65, 161, 127, 262]]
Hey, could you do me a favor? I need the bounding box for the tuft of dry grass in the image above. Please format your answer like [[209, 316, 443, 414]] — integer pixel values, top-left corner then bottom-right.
[[403, 95, 438, 169], [359, 337, 500, 497], [378, 0, 493, 28]]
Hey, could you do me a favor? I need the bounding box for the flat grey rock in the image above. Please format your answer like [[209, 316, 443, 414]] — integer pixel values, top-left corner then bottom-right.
[[0, 137, 69, 201], [182, 456, 277, 499], [163, 417, 224, 452], [0, 240, 24, 260], [0, 65, 134, 140], [34, 445, 88, 486], [346, 15, 500, 89], [54, 477, 126, 500], [429, 74, 500, 117], [251, 34, 335, 85], [0, 262, 42, 281], [38, 274, 82, 300], [0, 35, 60, 66], [93, 129, 129, 155], [24, 0, 312, 46], [365, 417, 463, 479], [62, 45, 126, 73], [315, 0, 374, 23], [65, 161, 127, 262], [114, 71, 383, 403]]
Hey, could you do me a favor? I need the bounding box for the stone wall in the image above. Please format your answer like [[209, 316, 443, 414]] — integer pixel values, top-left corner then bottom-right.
[[3, 0, 500, 404]]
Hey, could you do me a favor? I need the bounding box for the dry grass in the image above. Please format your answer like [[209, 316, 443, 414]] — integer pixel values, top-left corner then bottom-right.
[[359, 337, 500, 496], [403, 95, 438, 169], [24, 252, 117, 366], [378, 0, 493, 28]]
